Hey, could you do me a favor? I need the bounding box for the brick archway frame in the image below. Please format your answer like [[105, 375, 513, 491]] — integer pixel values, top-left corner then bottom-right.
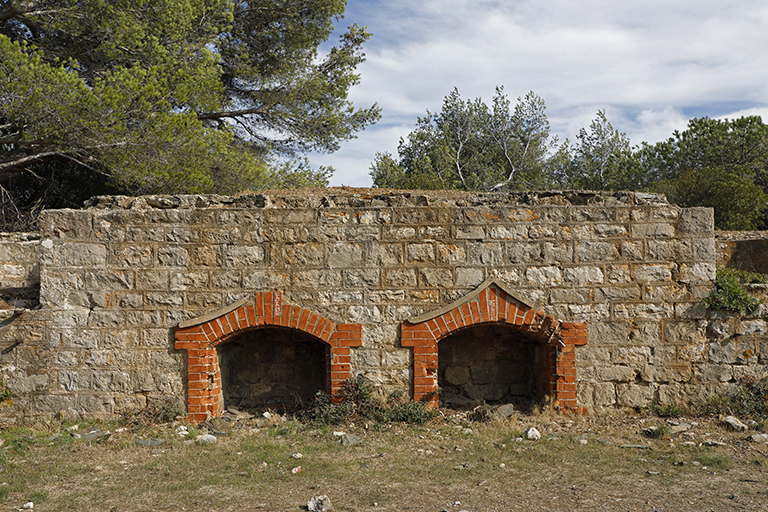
[[401, 279, 587, 412], [174, 291, 362, 422]]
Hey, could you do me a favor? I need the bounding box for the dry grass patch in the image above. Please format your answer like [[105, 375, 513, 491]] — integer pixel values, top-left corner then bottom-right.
[[0, 410, 766, 511]]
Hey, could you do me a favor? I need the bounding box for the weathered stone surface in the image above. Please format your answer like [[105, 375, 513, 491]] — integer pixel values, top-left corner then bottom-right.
[[5, 191, 766, 423], [526, 266, 562, 286], [576, 242, 618, 262], [616, 383, 654, 407], [563, 266, 603, 285]]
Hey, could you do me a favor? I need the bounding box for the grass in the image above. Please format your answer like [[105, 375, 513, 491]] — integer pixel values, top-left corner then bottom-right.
[[648, 377, 768, 423], [0, 411, 764, 511]]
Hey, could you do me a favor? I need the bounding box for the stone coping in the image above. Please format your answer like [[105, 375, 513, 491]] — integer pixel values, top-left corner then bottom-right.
[[82, 189, 670, 211]]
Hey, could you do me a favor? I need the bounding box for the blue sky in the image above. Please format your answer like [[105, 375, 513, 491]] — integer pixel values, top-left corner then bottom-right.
[[310, 0, 768, 187]]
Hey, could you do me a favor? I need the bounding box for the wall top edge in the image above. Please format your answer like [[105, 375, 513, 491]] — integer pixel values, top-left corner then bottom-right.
[[76, 189, 674, 212]]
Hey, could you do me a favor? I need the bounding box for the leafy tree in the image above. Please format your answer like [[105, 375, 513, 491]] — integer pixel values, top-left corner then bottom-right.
[[0, 0, 379, 228], [370, 87, 557, 191], [556, 110, 636, 190], [637, 116, 768, 230]]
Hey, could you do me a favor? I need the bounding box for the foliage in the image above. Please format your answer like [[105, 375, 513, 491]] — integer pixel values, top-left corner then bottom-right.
[[729, 378, 768, 419], [554, 110, 637, 190], [652, 378, 768, 420], [372, 87, 768, 230], [638, 116, 768, 230], [0, 0, 379, 228], [370, 87, 558, 192], [650, 402, 686, 418], [703, 268, 761, 314], [301, 375, 437, 426], [663, 166, 767, 230], [0, 384, 11, 408], [122, 397, 185, 426]]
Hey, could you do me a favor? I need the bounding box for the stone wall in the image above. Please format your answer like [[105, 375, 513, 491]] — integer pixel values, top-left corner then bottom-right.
[[1, 189, 767, 424]]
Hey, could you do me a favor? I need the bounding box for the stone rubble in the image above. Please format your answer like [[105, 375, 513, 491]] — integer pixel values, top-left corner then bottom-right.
[[722, 416, 749, 432], [524, 427, 541, 440], [195, 433, 217, 444], [307, 495, 333, 512]]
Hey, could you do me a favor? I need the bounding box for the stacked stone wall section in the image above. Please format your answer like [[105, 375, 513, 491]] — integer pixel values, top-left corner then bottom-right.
[[0, 190, 765, 423]]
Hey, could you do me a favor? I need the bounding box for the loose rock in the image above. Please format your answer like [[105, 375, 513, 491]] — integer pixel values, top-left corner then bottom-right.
[[338, 433, 363, 447], [722, 416, 748, 432], [524, 427, 541, 441], [670, 423, 691, 434], [307, 495, 333, 512], [195, 434, 217, 445], [80, 428, 110, 442], [750, 434, 768, 444]]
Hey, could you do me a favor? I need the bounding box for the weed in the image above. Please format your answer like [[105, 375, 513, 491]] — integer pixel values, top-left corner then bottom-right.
[[651, 378, 768, 421], [695, 453, 732, 470], [730, 377, 768, 418], [650, 402, 686, 418], [123, 398, 186, 426], [643, 424, 669, 439], [0, 385, 12, 409], [300, 376, 437, 426], [26, 490, 47, 504], [703, 268, 762, 314]]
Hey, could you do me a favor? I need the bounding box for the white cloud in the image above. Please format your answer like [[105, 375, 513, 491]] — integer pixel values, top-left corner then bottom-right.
[[314, 0, 768, 186]]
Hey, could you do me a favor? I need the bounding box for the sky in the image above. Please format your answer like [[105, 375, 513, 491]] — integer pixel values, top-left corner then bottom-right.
[[310, 0, 768, 187]]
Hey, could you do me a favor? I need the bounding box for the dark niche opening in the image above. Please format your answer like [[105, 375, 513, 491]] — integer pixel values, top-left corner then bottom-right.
[[218, 327, 328, 412], [438, 323, 540, 409]]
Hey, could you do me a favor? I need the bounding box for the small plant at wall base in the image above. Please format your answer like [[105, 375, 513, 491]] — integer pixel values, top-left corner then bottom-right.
[[301, 376, 438, 426], [703, 268, 763, 314], [651, 378, 768, 421], [0, 386, 12, 408]]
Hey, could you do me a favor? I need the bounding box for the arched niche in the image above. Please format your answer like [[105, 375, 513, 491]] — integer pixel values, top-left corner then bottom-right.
[[438, 323, 540, 409], [401, 279, 587, 412], [174, 291, 361, 422]]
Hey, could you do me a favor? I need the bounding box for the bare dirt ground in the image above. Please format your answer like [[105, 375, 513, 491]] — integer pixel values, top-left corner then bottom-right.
[[2, 410, 767, 512]]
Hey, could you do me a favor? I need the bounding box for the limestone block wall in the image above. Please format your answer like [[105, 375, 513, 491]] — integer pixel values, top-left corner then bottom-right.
[[0, 189, 766, 424]]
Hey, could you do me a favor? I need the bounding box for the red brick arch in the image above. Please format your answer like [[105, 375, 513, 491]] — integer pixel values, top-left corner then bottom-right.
[[174, 291, 362, 422], [401, 279, 587, 411]]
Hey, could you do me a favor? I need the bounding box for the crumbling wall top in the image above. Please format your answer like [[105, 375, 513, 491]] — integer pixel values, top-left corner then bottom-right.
[[82, 189, 671, 211]]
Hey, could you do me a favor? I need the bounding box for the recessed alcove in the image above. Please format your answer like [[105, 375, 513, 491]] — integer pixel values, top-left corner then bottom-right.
[[438, 324, 540, 409], [218, 327, 328, 412]]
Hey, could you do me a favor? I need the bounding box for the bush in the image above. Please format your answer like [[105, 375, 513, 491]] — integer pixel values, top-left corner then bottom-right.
[[300, 376, 437, 426], [703, 268, 761, 314]]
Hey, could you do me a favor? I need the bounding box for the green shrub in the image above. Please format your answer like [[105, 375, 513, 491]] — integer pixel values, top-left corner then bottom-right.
[[300, 376, 437, 426], [703, 268, 761, 314], [650, 402, 686, 418]]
